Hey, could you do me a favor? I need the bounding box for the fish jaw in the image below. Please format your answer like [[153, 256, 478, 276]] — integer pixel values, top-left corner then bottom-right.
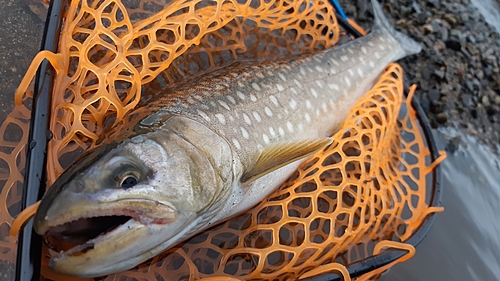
[[46, 217, 190, 277], [35, 194, 178, 236], [34, 185, 180, 277]]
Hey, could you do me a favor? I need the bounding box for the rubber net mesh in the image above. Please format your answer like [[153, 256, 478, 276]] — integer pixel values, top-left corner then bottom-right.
[[0, 0, 444, 280]]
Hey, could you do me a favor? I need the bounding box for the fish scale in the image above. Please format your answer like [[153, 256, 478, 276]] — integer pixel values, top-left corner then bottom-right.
[[33, 1, 422, 277], [151, 26, 400, 170]]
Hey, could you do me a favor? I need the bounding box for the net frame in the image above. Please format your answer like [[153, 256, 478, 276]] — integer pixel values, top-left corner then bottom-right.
[[0, 0, 448, 278]]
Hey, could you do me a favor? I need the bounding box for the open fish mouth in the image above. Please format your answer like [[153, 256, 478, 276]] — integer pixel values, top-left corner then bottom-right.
[[35, 198, 179, 275], [44, 215, 133, 258]]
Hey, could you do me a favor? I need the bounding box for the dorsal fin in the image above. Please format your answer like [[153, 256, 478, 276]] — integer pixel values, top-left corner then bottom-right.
[[241, 138, 332, 183]]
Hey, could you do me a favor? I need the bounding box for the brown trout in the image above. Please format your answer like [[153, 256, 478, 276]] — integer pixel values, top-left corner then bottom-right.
[[34, 1, 421, 277]]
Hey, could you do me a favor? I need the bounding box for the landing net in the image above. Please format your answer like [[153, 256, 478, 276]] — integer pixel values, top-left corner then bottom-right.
[[0, 0, 444, 280]]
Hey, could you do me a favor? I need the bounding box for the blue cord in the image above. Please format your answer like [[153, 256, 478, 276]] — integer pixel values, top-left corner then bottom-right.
[[329, 0, 348, 21]]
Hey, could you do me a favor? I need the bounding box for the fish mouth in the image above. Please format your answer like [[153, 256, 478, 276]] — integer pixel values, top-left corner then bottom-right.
[[43, 215, 134, 258], [35, 198, 178, 275]]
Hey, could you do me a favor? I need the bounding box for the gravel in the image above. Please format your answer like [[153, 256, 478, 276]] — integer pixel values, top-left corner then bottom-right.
[[341, 0, 500, 151], [0, 0, 45, 121]]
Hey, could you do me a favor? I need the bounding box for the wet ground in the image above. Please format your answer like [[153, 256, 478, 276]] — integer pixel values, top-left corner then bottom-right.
[[0, 0, 45, 121], [380, 128, 500, 281], [0, 0, 499, 280]]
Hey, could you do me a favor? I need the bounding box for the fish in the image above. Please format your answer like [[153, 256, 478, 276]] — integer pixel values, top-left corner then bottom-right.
[[33, 1, 421, 277]]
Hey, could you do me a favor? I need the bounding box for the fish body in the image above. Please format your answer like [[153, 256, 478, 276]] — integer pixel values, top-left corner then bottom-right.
[[34, 1, 421, 277]]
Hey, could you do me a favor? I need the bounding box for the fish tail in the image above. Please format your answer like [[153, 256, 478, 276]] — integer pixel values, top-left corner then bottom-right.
[[372, 0, 422, 57]]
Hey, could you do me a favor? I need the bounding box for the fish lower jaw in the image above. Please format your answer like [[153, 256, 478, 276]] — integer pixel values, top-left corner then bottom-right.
[[46, 217, 162, 277], [46, 217, 139, 260], [42, 209, 175, 262]]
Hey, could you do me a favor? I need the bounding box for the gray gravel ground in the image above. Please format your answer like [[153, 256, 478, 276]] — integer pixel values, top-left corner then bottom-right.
[[341, 0, 500, 151], [0, 0, 45, 121]]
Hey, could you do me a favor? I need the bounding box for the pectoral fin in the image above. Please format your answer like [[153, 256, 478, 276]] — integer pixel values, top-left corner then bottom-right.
[[241, 138, 332, 183]]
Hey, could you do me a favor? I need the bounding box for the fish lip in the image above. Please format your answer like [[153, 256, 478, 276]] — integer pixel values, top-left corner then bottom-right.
[[46, 217, 152, 276], [36, 197, 177, 235], [36, 197, 177, 262], [46, 217, 140, 261]]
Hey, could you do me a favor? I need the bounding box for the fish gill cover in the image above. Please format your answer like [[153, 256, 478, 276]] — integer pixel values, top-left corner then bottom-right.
[[0, 0, 444, 280]]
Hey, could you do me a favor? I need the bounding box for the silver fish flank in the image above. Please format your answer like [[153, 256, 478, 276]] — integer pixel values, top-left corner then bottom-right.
[[34, 1, 421, 277]]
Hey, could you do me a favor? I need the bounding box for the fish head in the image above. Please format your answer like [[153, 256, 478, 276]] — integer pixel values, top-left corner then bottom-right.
[[34, 120, 231, 277]]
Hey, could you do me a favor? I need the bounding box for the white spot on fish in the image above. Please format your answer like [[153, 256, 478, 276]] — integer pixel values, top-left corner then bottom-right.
[[252, 83, 261, 91], [197, 110, 210, 122], [228, 115, 235, 122], [253, 111, 262, 122], [322, 103, 328, 113], [236, 91, 246, 100], [361, 46, 367, 54], [369, 61, 375, 68], [270, 95, 279, 107], [227, 96, 236, 104], [278, 127, 285, 136], [315, 65, 323, 72], [368, 42, 374, 47], [331, 59, 340, 66], [243, 113, 252, 125], [316, 80, 324, 88], [250, 94, 257, 102], [286, 121, 294, 132], [265, 107, 273, 117], [298, 123, 304, 131], [269, 127, 276, 136], [374, 52, 381, 59], [300, 67, 306, 76], [315, 109, 321, 116], [215, 113, 226, 125], [294, 79, 303, 88], [311, 88, 318, 98], [348, 69, 354, 77], [276, 84, 285, 91], [262, 134, 270, 144], [347, 48, 354, 54], [345, 77, 351, 87], [306, 100, 312, 109], [218, 100, 230, 110], [278, 73, 287, 81], [232, 138, 241, 150], [290, 87, 298, 95], [357, 68, 364, 77], [240, 127, 249, 139], [341, 55, 348, 62], [305, 113, 311, 122], [328, 83, 339, 91], [379, 44, 385, 50], [289, 99, 297, 110]]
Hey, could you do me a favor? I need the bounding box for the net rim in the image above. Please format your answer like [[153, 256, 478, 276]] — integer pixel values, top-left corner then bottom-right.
[[14, 0, 443, 280]]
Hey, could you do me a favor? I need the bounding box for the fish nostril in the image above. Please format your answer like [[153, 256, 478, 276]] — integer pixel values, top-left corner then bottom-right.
[[75, 181, 85, 192]]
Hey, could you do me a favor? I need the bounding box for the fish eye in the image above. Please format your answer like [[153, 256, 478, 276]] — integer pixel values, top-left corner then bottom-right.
[[120, 174, 138, 188]]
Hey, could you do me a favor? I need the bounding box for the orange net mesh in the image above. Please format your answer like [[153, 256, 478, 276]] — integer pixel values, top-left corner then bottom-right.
[[14, 0, 341, 184], [0, 84, 33, 269], [0, 0, 446, 280]]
